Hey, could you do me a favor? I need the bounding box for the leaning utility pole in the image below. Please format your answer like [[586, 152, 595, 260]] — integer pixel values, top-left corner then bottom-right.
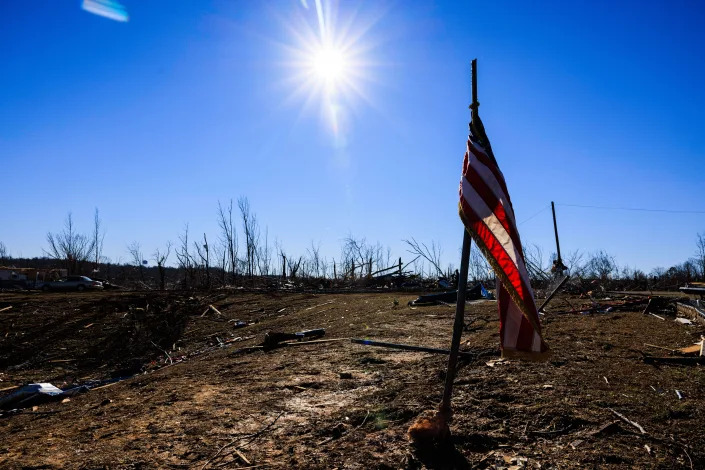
[[550, 201, 566, 274], [539, 201, 569, 312]]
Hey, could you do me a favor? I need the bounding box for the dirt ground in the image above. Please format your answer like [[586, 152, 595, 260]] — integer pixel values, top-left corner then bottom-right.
[[1, 289, 704, 469]]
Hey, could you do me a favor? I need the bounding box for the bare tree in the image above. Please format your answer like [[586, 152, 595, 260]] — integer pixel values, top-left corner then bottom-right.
[[217, 200, 238, 282], [523, 244, 550, 283], [696, 232, 705, 280], [194, 233, 210, 288], [403, 238, 443, 277], [276, 240, 287, 278], [127, 241, 145, 282], [153, 242, 172, 290], [468, 247, 492, 282], [585, 250, 617, 280], [682, 259, 697, 282], [92, 208, 105, 271], [46, 213, 95, 275], [564, 250, 586, 277], [0, 241, 8, 263], [307, 241, 322, 278], [341, 235, 382, 279], [257, 227, 271, 276], [288, 256, 303, 278], [238, 197, 260, 278], [214, 243, 227, 285], [175, 223, 195, 287]]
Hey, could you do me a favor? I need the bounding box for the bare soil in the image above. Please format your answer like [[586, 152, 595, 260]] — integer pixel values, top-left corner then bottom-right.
[[0, 289, 703, 469]]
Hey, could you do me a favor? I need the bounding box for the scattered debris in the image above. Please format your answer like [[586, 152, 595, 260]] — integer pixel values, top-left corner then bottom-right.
[[570, 439, 583, 449], [679, 283, 705, 296], [150, 341, 173, 364], [676, 390, 684, 400], [486, 358, 509, 367], [551, 298, 648, 315], [227, 319, 248, 328], [674, 317, 693, 325], [676, 300, 705, 324], [0, 383, 88, 411], [0, 306, 12, 313]]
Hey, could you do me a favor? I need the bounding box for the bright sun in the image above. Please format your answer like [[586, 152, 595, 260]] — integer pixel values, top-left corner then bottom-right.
[[311, 47, 347, 85], [282, 0, 380, 141]]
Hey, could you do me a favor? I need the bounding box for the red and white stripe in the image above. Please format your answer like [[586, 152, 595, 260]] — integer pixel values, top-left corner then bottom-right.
[[459, 136, 548, 357]]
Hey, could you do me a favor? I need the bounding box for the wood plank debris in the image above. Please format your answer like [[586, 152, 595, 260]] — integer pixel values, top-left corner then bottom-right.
[[201, 305, 223, 317], [679, 340, 704, 355]]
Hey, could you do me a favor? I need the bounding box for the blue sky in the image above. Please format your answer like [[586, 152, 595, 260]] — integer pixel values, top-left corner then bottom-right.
[[1, 0, 703, 272]]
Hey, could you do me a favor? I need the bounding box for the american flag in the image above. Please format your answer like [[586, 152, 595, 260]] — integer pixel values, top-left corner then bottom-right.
[[459, 114, 549, 358]]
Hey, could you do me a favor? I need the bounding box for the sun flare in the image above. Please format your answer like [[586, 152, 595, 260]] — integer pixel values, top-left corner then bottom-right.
[[311, 46, 347, 87], [280, 0, 382, 143]]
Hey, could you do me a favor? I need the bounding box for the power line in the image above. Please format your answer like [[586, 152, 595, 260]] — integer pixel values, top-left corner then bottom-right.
[[556, 203, 705, 215], [518, 204, 551, 225]]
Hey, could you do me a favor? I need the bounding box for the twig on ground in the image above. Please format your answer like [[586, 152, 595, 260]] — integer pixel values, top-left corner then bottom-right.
[[682, 445, 694, 470], [239, 411, 285, 447], [234, 448, 251, 465], [609, 408, 645, 434], [201, 411, 284, 469]]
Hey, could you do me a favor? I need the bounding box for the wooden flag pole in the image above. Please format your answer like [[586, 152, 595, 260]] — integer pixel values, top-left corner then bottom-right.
[[439, 58, 478, 416]]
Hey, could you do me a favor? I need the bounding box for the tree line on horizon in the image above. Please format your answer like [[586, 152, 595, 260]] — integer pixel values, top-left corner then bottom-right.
[[1, 199, 704, 291]]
